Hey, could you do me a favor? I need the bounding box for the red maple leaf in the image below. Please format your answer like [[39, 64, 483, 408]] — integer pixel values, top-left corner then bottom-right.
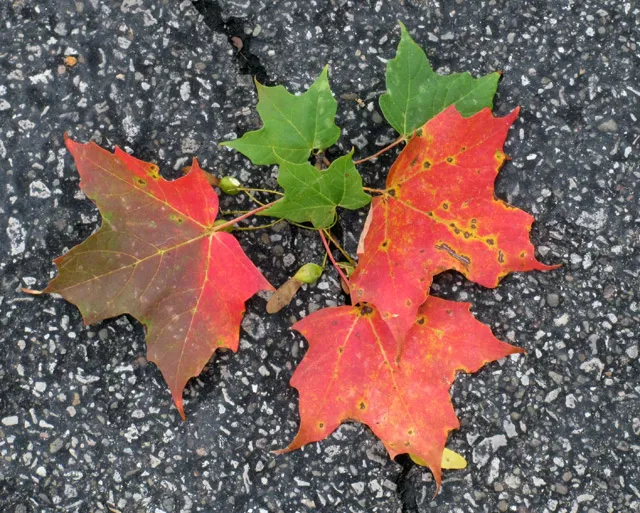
[[30, 137, 273, 418], [350, 106, 558, 340], [279, 297, 523, 487]]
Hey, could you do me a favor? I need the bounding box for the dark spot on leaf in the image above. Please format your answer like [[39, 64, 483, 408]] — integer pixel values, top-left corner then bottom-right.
[[360, 305, 374, 316], [416, 316, 425, 325], [134, 177, 147, 187], [359, 401, 367, 410], [410, 157, 418, 166], [446, 156, 454, 163], [415, 128, 423, 137], [318, 422, 325, 429], [388, 188, 396, 197], [423, 160, 431, 169]]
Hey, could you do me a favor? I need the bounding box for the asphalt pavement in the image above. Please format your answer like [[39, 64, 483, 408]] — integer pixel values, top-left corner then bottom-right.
[[1, 1, 638, 512]]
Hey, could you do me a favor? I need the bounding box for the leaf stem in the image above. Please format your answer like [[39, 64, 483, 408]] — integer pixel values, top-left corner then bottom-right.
[[242, 191, 266, 206], [319, 229, 350, 292], [362, 186, 387, 194], [353, 135, 406, 165], [213, 201, 279, 232], [239, 187, 284, 196], [234, 219, 284, 231], [322, 229, 355, 265], [220, 209, 251, 215]]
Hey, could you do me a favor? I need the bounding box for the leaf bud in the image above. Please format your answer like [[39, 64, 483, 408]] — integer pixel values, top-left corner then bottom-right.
[[213, 219, 234, 233], [293, 263, 323, 284], [219, 176, 242, 195]]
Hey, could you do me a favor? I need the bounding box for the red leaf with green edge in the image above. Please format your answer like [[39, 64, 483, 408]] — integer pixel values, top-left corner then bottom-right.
[[350, 106, 559, 341], [31, 137, 273, 419], [278, 298, 523, 489]]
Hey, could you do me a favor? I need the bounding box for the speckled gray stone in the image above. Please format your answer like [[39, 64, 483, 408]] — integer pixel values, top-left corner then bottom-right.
[[1, 1, 639, 513]]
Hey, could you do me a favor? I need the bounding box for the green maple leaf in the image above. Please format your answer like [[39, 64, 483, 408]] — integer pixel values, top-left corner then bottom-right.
[[262, 152, 370, 229], [221, 66, 340, 165], [380, 22, 500, 136]]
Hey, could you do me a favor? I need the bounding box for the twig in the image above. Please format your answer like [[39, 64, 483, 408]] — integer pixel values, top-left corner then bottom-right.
[[322, 229, 355, 265], [213, 201, 279, 232], [353, 135, 406, 165], [319, 229, 350, 292]]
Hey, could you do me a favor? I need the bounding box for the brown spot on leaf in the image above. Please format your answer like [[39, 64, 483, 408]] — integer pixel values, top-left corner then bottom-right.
[[359, 305, 374, 316], [435, 243, 471, 267]]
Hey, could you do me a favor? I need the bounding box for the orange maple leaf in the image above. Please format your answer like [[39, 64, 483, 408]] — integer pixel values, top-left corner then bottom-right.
[[351, 106, 558, 340], [279, 297, 523, 488], [29, 137, 273, 418]]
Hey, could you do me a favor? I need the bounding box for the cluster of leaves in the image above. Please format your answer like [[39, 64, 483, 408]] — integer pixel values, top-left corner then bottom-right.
[[27, 23, 556, 491]]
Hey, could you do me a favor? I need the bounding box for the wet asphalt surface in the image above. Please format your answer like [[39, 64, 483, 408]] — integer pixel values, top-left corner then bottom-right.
[[1, 1, 639, 512]]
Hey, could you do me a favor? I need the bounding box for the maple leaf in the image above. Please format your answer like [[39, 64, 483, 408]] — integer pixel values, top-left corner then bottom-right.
[[350, 106, 558, 341], [221, 66, 340, 165], [29, 137, 273, 418], [279, 298, 523, 488], [381, 22, 500, 136], [261, 153, 371, 228]]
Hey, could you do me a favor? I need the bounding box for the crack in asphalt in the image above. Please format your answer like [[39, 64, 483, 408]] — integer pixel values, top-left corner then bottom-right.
[[191, 0, 270, 84]]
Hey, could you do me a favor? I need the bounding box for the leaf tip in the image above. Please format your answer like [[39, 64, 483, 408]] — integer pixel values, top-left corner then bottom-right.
[[174, 398, 187, 421], [64, 132, 78, 153]]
